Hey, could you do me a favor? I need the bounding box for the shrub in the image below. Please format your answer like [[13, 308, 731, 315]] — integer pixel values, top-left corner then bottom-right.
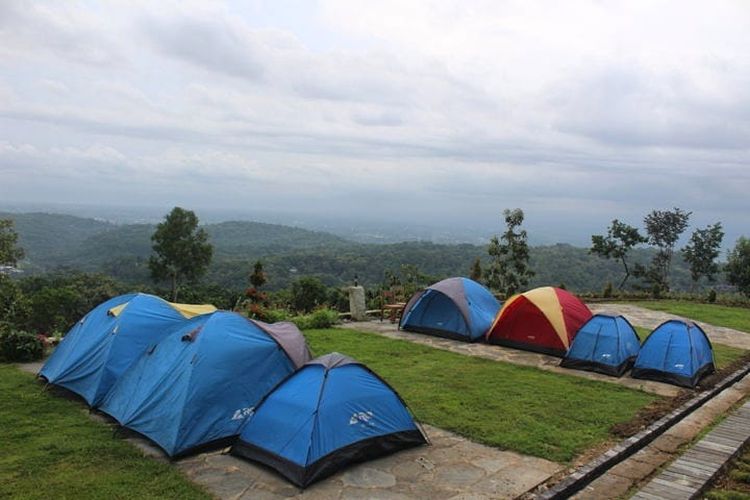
[[0, 325, 45, 362], [290, 308, 340, 330], [707, 289, 717, 303], [602, 282, 613, 298], [264, 308, 292, 323]]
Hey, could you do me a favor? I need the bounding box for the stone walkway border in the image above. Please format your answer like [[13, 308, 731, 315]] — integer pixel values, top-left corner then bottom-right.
[[345, 321, 679, 397], [531, 362, 750, 499], [632, 400, 750, 499]]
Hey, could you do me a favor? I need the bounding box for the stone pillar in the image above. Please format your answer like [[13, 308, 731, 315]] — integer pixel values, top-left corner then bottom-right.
[[348, 286, 367, 321]]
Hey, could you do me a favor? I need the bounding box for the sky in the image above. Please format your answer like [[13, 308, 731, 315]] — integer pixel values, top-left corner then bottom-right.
[[0, 1, 748, 245]]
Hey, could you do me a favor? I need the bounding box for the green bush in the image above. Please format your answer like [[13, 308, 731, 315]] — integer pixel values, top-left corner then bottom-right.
[[290, 308, 340, 330], [263, 308, 292, 323], [0, 326, 44, 362], [707, 289, 717, 303]]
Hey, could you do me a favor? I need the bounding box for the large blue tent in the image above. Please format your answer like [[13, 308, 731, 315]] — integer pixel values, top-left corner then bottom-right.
[[99, 311, 311, 457], [631, 320, 715, 388], [399, 277, 500, 341], [232, 353, 427, 488], [39, 293, 214, 406], [560, 314, 640, 376]]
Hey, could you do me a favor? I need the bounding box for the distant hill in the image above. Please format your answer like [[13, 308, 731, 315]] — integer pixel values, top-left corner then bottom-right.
[[3, 212, 712, 292]]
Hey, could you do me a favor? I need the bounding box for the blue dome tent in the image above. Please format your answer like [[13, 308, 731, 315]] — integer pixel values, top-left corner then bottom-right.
[[399, 277, 500, 342], [99, 312, 311, 457], [39, 293, 215, 406], [631, 320, 715, 388], [232, 353, 428, 488], [560, 314, 640, 376]]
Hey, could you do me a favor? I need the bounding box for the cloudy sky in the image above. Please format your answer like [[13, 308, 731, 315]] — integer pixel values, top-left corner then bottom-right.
[[1, 1, 748, 244]]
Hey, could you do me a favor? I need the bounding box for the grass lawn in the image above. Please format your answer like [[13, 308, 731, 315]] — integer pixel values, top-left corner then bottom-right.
[[0, 365, 210, 500], [305, 328, 659, 463], [634, 327, 747, 370], [630, 301, 750, 334]]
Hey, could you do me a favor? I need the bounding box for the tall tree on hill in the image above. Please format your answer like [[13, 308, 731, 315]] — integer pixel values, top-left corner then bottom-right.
[[0, 219, 24, 267], [590, 219, 646, 290], [726, 237, 750, 298], [486, 208, 533, 298], [682, 222, 724, 287], [469, 257, 482, 282], [635, 207, 691, 292], [149, 207, 213, 301]]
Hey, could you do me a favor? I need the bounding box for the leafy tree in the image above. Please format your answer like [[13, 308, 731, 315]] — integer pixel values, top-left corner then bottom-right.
[[0, 276, 31, 329], [290, 276, 329, 313], [590, 219, 646, 289], [727, 237, 750, 297], [638, 207, 692, 291], [486, 208, 534, 297], [245, 260, 269, 319], [469, 257, 482, 282], [682, 222, 724, 286], [0, 219, 24, 267], [249, 260, 267, 289], [148, 207, 213, 301]]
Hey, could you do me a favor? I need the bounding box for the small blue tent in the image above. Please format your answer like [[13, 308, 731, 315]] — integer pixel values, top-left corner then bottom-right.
[[631, 320, 715, 388], [232, 353, 428, 488], [399, 277, 500, 342], [39, 293, 213, 406], [99, 312, 311, 457], [560, 314, 640, 376]]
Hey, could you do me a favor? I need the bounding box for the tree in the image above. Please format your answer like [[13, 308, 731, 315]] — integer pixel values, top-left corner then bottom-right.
[[682, 222, 724, 286], [590, 219, 646, 289], [727, 237, 750, 297], [249, 260, 267, 289], [469, 257, 482, 282], [148, 207, 213, 301], [290, 276, 328, 313], [0, 219, 24, 267], [638, 207, 692, 291], [245, 261, 269, 319], [486, 208, 534, 298]]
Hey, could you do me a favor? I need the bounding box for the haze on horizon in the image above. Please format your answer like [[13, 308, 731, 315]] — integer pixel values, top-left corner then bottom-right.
[[1, 1, 748, 246]]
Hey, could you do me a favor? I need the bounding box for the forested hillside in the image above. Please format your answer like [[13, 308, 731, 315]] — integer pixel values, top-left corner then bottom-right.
[[4, 212, 707, 292]]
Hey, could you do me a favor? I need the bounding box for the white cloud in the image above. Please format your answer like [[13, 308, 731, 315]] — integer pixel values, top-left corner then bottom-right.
[[0, 0, 748, 243]]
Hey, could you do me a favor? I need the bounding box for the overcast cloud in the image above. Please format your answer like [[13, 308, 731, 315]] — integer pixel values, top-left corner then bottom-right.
[[0, 0, 748, 244]]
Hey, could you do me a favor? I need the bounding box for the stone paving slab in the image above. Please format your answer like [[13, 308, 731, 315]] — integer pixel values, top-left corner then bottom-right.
[[570, 373, 750, 500], [632, 399, 750, 499], [591, 303, 750, 350], [17, 362, 561, 499], [344, 321, 679, 397]]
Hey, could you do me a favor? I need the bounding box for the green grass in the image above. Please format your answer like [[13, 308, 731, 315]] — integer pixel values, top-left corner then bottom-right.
[[630, 301, 750, 333], [305, 328, 658, 463], [0, 365, 210, 500], [634, 327, 748, 370]]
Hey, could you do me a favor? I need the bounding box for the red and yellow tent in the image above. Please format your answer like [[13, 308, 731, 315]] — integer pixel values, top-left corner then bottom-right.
[[486, 287, 592, 356]]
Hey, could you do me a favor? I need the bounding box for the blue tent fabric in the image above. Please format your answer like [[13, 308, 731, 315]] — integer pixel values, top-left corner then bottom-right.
[[99, 312, 310, 457], [560, 314, 640, 376], [631, 320, 715, 388], [232, 353, 427, 488], [39, 293, 190, 406], [399, 277, 500, 342]]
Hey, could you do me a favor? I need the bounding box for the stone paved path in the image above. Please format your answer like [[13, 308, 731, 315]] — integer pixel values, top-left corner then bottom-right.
[[631, 400, 750, 499], [345, 321, 679, 397], [572, 373, 750, 499], [591, 303, 750, 350], [18, 362, 561, 499]]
